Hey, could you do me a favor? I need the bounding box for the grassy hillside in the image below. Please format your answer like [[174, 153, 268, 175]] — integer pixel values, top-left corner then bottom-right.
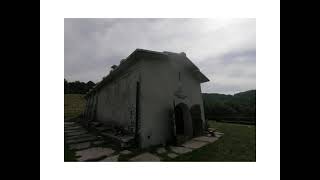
[[64, 94, 86, 119], [202, 90, 256, 123]]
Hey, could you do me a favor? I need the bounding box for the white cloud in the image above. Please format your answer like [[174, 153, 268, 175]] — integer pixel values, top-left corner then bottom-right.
[[64, 18, 256, 94]]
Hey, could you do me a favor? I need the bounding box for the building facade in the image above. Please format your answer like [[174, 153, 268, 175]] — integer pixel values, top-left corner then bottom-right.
[[84, 49, 209, 148]]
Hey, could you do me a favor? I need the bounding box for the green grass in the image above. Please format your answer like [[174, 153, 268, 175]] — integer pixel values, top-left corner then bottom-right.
[[64, 94, 86, 119], [171, 121, 256, 161]]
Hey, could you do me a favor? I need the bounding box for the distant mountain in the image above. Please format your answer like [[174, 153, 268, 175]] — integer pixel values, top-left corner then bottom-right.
[[202, 90, 256, 123]]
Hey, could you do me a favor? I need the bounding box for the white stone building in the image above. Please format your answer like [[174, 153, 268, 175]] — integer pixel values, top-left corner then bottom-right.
[[84, 49, 209, 148]]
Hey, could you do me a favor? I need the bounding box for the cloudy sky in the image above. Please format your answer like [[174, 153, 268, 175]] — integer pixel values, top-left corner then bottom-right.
[[65, 18, 255, 95]]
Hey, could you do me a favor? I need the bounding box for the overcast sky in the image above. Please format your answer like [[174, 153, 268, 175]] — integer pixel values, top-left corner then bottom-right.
[[65, 18, 255, 95]]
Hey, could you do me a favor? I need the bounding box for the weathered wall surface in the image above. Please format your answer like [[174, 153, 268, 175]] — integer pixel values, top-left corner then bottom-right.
[[85, 93, 97, 122], [139, 57, 175, 148], [94, 62, 142, 133], [139, 54, 206, 148]]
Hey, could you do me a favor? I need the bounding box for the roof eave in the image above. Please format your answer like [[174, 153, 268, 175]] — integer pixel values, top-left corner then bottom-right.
[[193, 70, 210, 83]]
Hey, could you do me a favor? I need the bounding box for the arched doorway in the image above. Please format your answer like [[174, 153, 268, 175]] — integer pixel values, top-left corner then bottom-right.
[[173, 103, 191, 145], [174, 105, 184, 135], [190, 104, 203, 137], [174, 103, 191, 135]]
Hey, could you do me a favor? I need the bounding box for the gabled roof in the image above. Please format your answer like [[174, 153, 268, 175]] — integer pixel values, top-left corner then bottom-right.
[[85, 49, 209, 98], [162, 51, 210, 83]]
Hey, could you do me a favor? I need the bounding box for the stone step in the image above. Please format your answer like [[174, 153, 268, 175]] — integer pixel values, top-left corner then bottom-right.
[[76, 147, 115, 161], [66, 136, 97, 144], [99, 154, 119, 162], [181, 140, 208, 149], [156, 147, 167, 154], [192, 136, 219, 143], [92, 140, 105, 146], [129, 152, 160, 162], [65, 126, 83, 131], [101, 132, 134, 148], [169, 146, 192, 154], [167, 153, 178, 159], [119, 150, 132, 155], [65, 131, 88, 137], [65, 134, 94, 141], [68, 142, 91, 150], [64, 122, 76, 125], [95, 126, 112, 132], [215, 132, 224, 135], [91, 121, 103, 127], [64, 129, 85, 134], [64, 123, 80, 127]]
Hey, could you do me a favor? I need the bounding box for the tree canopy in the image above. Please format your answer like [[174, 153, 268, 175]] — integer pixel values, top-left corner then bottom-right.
[[202, 90, 256, 123], [64, 79, 96, 94]]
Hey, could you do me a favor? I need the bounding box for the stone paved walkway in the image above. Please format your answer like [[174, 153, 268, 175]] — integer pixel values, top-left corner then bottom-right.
[[192, 136, 219, 143], [69, 142, 91, 150], [181, 140, 208, 149], [128, 133, 224, 161], [169, 146, 193, 154], [167, 153, 178, 158], [76, 147, 115, 161], [156, 147, 167, 154], [99, 155, 119, 162], [65, 121, 117, 162], [129, 153, 161, 162], [65, 121, 224, 162]]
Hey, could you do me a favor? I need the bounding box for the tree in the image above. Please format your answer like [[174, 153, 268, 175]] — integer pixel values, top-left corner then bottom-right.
[[64, 79, 96, 94], [64, 79, 69, 94], [202, 90, 256, 122]]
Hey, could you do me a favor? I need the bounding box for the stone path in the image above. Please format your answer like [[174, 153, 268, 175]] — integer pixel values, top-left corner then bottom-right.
[[65, 121, 224, 162], [65, 126, 83, 131], [92, 140, 105, 145], [66, 136, 97, 144], [69, 142, 91, 150], [181, 140, 208, 149], [167, 153, 178, 159], [66, 134, 94, 141], [192, 136, 219, 143], [99, 155, 119, 162], [128, 133, 223, 161], [162, 132, 223, 160], [156, 147, 167, 154], [120, 150, 132, 155], [129, 152, 161, 162], [66, 131, 88, 137], [214, 132, 224, 138], [169, 146, 193, 154], [76, 147, 115, 161], [65, 121, 117, 162]]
